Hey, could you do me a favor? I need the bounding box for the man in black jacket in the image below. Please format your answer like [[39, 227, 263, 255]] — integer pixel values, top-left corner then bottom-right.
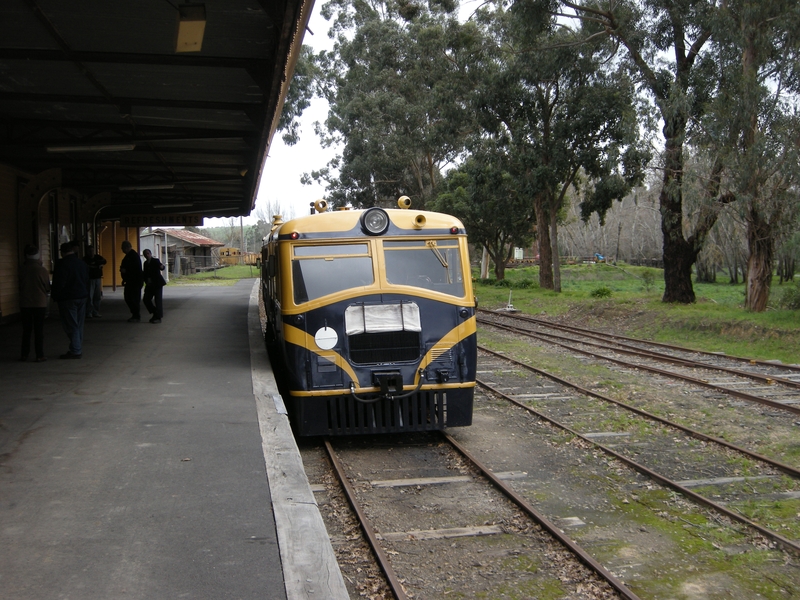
[[51, 241, 90, 358], [83, 245, 107, 318], [142, 248, 166, 324], [120, 240, 143, 322]]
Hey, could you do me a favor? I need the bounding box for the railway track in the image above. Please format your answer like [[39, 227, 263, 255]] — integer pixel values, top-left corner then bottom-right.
[[476, 346, 800, 556], [493, 311, 800, 380], [305, 434, 637, 599], [477, 309, 800, 416]]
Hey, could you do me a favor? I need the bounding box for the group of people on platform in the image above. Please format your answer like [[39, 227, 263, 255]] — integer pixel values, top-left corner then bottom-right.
[[120, 241, 166, 324], [18, 241, 166, 362]]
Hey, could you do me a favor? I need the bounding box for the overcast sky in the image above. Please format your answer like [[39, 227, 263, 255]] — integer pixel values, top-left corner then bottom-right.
[[203, 1, 485, 228], [204, 6, 337, 227]]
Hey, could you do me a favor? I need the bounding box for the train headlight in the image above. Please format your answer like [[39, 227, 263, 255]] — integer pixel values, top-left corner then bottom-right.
[[361, 207, 390, 235]]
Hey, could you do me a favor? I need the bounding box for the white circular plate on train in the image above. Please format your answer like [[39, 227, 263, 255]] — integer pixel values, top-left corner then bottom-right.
[[314, 327, 338, 350]]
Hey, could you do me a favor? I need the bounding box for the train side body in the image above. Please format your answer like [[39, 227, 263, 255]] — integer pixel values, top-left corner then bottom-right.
[[261, 208, 476, 436]]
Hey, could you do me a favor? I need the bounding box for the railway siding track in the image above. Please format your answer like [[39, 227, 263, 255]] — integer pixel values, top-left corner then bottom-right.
[[453, 384, 800, 598], [477, 313, 800, 474], [475, 347, 800, 556], [496, 311, 800, 380], [478, 310, 800, 416]]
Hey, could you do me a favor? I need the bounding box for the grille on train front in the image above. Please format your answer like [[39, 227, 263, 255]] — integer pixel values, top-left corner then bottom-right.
[[348, 331, 420, 364], [326, 390, 446, 434]]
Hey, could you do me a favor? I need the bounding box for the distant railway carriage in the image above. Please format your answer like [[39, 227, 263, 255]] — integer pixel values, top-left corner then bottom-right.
[[218, 247, 260, 266], [261, 198, 477, 436]]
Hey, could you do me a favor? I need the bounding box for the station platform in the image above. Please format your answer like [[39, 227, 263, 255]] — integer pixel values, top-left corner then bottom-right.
[[0, 281, 348, 600]]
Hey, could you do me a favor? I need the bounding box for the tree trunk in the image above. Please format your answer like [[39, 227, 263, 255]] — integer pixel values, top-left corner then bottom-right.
[[659, 118, 697, 303], [744, 208, 773, 312], [494, 262, 506, 280], [494, 250, 506, 280], [550, 209, 561, 292], [481, 246, 489, 279], [662, 241, 698, 303], [727, 260, 739, 284], [535, 193, 553, 289]]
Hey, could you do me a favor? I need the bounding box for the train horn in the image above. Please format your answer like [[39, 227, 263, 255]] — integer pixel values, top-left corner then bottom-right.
[[314, 199, 328, 213], [413, 213, 426, 229], [397, 196, 411, 209]]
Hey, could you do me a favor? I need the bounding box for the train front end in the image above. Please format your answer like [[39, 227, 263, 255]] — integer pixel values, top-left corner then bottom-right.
[[263, 202, 477, 436]]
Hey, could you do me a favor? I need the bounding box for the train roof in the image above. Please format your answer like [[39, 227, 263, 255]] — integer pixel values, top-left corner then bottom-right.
[[271, 208, 466, 240]]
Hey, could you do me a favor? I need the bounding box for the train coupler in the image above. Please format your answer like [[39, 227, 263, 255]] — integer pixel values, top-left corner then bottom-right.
[[373, 370, 403, 395]]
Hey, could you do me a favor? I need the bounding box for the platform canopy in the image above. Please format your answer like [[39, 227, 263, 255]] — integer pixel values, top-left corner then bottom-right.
[[0, 0, 312, 220]]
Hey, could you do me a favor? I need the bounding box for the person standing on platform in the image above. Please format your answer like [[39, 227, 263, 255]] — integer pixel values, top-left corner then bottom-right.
[[83, 245, 107, 318], [19, 244, 51, 362], [51, 241, 90, 359], [142, 248, 166, 324], [120, 241, 143, 322]]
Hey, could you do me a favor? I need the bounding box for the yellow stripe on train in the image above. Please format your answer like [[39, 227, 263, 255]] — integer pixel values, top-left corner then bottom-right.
[[283, 315, 476, 391]]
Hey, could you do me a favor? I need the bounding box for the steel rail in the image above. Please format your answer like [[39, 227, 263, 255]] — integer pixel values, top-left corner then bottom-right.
[[478, 345, 800, 479], [442, 432, 642, 600], [323, 440, 408, 600], [481, 310, 800, 390], [472, 368, 800, 556], [479, 317, 800, 416], [479, 308, 800, 373]]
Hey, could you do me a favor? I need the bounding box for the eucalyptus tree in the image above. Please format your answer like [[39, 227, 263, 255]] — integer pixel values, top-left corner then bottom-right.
[[307, 0, 483, 208], [700, 0, 800, 311], [476, 2, 647, 291], [278, 45, 320, 146], [555, 0, 726, 303], [434, 143, 535, 280]]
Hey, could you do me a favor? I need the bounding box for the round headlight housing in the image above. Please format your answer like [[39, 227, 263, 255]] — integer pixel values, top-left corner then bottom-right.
[[361, 207, 390, 235]]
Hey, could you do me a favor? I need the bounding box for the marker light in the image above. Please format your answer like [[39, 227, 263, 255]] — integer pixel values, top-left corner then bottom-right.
[[361, 207, 390, 235], [450, 226, 459, 234], [290, 232, 299, 240]]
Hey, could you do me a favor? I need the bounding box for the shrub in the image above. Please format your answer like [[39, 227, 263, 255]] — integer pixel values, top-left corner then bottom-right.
[[641, 269, 656, 292], [777, 283, 800, 309], [515, 279, 537, 289], [590, 286, 613, 298]]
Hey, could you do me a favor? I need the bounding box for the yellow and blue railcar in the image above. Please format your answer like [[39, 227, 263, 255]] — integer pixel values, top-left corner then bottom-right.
[[261, 198, 477, 436]]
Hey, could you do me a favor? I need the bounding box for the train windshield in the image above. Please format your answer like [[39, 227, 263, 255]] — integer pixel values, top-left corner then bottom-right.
[[383, 239, 465, 297], [292, 243, 374, 303]]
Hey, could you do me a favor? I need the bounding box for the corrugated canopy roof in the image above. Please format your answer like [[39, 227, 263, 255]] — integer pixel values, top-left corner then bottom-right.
[[0, 0, 312, 220]]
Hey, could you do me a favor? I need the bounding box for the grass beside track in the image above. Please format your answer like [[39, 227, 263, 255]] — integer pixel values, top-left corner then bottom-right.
[[476, 264, 800, 365], [168, 264, 260, 286]]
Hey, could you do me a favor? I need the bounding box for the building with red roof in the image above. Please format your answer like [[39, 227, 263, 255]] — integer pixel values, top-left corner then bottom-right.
[[141, 228, 225, 276]]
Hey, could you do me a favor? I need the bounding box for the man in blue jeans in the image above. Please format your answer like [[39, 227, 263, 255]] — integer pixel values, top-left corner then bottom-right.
[[51, 241, 90, 359]]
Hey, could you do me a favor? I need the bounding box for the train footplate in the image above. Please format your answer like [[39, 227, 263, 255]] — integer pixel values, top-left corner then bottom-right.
[[372, 370, 403, 395]]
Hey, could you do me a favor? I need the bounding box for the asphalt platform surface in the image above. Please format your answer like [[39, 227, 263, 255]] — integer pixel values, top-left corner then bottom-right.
[[0, 280, 344, 600]]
